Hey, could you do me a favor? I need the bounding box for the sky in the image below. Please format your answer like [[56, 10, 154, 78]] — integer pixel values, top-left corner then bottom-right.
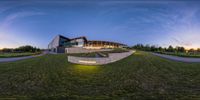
[[0, 0, 200, 49]]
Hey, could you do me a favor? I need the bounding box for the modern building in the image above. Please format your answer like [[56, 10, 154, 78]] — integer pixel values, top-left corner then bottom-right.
[[48, 35, 127, 53]]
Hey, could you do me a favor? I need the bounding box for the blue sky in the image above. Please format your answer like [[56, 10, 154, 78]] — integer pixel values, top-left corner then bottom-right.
[[0, 0, 200, 49]]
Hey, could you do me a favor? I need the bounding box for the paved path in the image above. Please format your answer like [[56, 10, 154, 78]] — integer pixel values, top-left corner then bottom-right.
[[0, 51, 47, 63], [152, 53, 200, 63]]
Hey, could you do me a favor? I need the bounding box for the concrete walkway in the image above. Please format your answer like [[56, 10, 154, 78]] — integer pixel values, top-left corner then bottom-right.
[[152, 53, 200, 63], [68, 50, 135, 65], [0, 51, 47, 63]]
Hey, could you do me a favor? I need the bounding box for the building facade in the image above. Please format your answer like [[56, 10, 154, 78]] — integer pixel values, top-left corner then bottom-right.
[[48, 35, 127, 53]]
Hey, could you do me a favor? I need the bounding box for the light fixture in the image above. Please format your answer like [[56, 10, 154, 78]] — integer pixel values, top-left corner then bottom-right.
[[79, 60, 97, 64]]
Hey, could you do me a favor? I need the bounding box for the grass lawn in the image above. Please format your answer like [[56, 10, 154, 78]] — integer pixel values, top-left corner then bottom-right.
[[0, 51, 200, 99], [0, 52, 41, 58], [156, 51, 200, 58]]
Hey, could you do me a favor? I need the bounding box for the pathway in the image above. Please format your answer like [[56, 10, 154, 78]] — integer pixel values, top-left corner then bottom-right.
[[0, 51, 48, 63], [152, 53, 200, 63]]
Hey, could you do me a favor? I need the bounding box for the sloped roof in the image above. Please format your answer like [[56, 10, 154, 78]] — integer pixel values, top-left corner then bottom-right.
[[58, 35, 70, 41], [70, 36, 87, 42]]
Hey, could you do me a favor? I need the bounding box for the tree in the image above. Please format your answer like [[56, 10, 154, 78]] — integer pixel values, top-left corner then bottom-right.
[[176, 46, 185, 53], [132, 44, 189, 53], [197, 48, 200, 53], [188, 49, 195, 52], [158, 47, 163, 52], [14, 45, 40, 52], [150, 45, 158, 52], [132, 44, 144, 50], [144, 44, 151, 51], [167, 45, 174, 52], [1, 48, 13, 53]]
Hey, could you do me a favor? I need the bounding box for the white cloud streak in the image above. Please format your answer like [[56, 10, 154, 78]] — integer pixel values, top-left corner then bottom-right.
[[165, 8, 200, 49], [0, 11, 45, 28], [0, 10, 45, 49]]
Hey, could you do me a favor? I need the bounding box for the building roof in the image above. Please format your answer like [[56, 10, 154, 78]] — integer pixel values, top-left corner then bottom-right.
[[58, 35, 71, 41], [70, 36, 87, 42], [49, 35, 127, 47]]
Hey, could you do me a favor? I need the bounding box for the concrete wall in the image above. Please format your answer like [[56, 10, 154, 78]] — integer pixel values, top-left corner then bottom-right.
[[68, 51, 134, 65], [48, 35, 60, 50], [65, 47, 112, 54], [48, 35, 61, 53]]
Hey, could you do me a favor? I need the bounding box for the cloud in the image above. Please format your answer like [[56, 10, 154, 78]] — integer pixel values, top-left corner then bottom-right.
[[0, 11, 45, 28], [0, 10, 45, 49], [0, 1, 33, 14], [0, 6, 12, 14], [139, 6, 200, 48], [97, 0, 184, 6], [0, 34, 4, 40], [0, 32, 21, 49], [172, 38, 192, 46], [0, 32, 13, 42]]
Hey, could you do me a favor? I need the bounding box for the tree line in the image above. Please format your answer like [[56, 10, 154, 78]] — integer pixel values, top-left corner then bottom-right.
[[0, 45, 41, 53], [132, 44, 200, 53]]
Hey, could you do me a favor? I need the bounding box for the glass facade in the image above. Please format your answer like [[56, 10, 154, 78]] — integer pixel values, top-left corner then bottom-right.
[[48, 35, 127, 53], [59, 37, 68, 47]]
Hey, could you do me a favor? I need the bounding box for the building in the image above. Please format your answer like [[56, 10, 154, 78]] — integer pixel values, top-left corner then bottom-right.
[[48, 35, 127, 53]]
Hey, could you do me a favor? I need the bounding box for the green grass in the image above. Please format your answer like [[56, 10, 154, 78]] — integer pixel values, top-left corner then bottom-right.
[[0, 51, 200, 99], [156, 51, 200, 58], [0, 52, 41, 58], [105, 48, 129, 53]]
